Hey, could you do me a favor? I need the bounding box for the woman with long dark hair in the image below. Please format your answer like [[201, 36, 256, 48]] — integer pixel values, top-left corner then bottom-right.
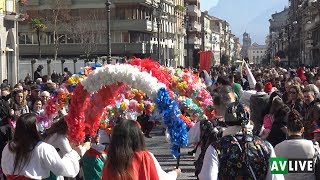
[[10, 90, 29, 119], [1, 113, 80, 179], [102, 119, 181, 180], [286, 85, 304, 115]]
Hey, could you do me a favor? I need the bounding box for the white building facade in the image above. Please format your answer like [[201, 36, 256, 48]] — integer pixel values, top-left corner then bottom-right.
[[247, 43, 267, 64]]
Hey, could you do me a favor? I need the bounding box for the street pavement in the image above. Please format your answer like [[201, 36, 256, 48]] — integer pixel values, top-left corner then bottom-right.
[[146, 128, 197, 180]]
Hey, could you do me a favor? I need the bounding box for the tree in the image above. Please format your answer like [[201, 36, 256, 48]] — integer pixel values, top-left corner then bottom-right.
[[41, 0, 71, 61], [30, 18, 47, 59], [70, 10, 103, 61]]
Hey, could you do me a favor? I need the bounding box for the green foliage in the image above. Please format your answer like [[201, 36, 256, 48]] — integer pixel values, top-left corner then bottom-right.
[[30, 18, 47, 31], [174, 5, 185, 12]]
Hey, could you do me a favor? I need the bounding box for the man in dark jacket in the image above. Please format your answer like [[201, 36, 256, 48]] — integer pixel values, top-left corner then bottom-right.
[[250, 82, 269, 135], [34, 65, 43, 81], [303, 86, 320, 139]]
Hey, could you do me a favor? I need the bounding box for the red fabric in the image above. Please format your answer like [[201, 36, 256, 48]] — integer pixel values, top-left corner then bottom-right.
[[311, 128, 320, 137], [6, 176, 30, 180], [296, 67, 306, 82], [199, 51, 211, 73], [102, 151, 159, 180], [264, 82, 273, 93]]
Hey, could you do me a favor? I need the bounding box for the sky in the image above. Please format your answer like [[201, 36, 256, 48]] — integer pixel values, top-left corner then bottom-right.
[[200, 0, 287, 44], [201, 0, 219, 11]]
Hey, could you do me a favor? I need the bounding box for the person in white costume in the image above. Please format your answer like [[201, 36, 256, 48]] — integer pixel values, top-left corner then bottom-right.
[[1, 113, 80, 179]]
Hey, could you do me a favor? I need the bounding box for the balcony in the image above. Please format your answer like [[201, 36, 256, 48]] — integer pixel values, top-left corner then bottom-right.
[[187, 0, 199, 5], [187, 5, 201, 17], [111, 42, 149, 54], [4, 12, 25, 21], [19, 42, 152, 56], [187, 37, 201, 45], [110, 19, 157, 33], [114, 0, 155, 5], [178, 27, 186, 35], [188, 22, 201, 32]]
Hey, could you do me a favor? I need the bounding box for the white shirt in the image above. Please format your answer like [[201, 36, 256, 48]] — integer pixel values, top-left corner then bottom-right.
[[188, 121, 201, 159], [149, 152, 178, 180], [275, 139, 316, 180], [198, 126, 284, 180], [1, 141, 80, 179], [45, 133, 72, 157]]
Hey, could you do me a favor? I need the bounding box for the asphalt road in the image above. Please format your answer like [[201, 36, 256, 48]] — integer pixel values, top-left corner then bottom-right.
[[146, 128, 197, 180]]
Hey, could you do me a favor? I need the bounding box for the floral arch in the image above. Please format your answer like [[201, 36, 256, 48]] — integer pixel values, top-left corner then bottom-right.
[[65, 63, 188, 157]]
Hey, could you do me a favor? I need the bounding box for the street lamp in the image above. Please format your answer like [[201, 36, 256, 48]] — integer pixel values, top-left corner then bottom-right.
[[105, 0, 112, 64], [185, 14, 189, 67], [155, 0, 164, 65]]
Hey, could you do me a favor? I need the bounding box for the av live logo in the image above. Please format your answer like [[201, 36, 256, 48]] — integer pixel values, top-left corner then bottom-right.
[[270, 158, 314, 174]]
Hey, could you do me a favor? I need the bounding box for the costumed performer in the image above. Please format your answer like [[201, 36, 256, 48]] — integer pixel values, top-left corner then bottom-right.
[[1, 113, 80, 179], [102, 119, 181, 180], [82, 133, 107, 180]]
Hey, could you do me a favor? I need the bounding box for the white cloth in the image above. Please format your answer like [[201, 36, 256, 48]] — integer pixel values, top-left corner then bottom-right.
[[275, 139, 316, 180], [149, 152, 178, 180], [198, 126, 284, 180], [45, 133, 72, 158], [1, 142, 80, 179], [188, 122, 201, 159]]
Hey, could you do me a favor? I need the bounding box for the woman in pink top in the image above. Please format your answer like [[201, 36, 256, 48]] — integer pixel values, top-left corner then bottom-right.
[[260, 97, 284, 139]]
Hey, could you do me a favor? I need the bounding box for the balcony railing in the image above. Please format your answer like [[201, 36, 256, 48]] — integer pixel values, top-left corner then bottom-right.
[[188, 22, 201, 32], [186, 5, 201, 17], [110, 19, 157, 33], [187, 37, 201, 44], [114, 0, 155, 5]]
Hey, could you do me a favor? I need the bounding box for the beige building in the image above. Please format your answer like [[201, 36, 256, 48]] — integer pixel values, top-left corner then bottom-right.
[[19, 0, 186, 67], [185, 0, 201, 67], [247, 43, 267, 64], [0, 0, 24, 84], [173, 0, 185, 67], [233, 37, 241, 62], [201, 11, 212, 51]]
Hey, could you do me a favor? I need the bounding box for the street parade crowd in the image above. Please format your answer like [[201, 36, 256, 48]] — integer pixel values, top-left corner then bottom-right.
[[0, 58, 320, 180]]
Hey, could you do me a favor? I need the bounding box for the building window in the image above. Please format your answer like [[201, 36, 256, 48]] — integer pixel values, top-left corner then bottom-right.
[[115, 8, 125, 20], [261, 51, 263, 53], [122, 32, 129, 42], [111, 32, 122, 43], [253, 56, 255, 59], [66, 35, 74, 44], [253, 51, 255, 53], [58, 34, 66, 44], [19, 33, 26, 44], [26, 34, 34, 44], [35, 34, 47, 44]]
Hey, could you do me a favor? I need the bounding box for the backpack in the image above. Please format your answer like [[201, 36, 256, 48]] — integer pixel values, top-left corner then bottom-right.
[[194, 120, 225, 178], [212, 134, 271, 179]]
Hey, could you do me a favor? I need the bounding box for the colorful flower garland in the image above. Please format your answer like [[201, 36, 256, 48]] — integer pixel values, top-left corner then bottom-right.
[[65, 63, 188, 157], [37, 88, 71, 129], [170, 68, 215, 119]]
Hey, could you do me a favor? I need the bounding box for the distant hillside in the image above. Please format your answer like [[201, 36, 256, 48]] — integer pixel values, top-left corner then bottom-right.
[[209, 0, 287, 44]]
